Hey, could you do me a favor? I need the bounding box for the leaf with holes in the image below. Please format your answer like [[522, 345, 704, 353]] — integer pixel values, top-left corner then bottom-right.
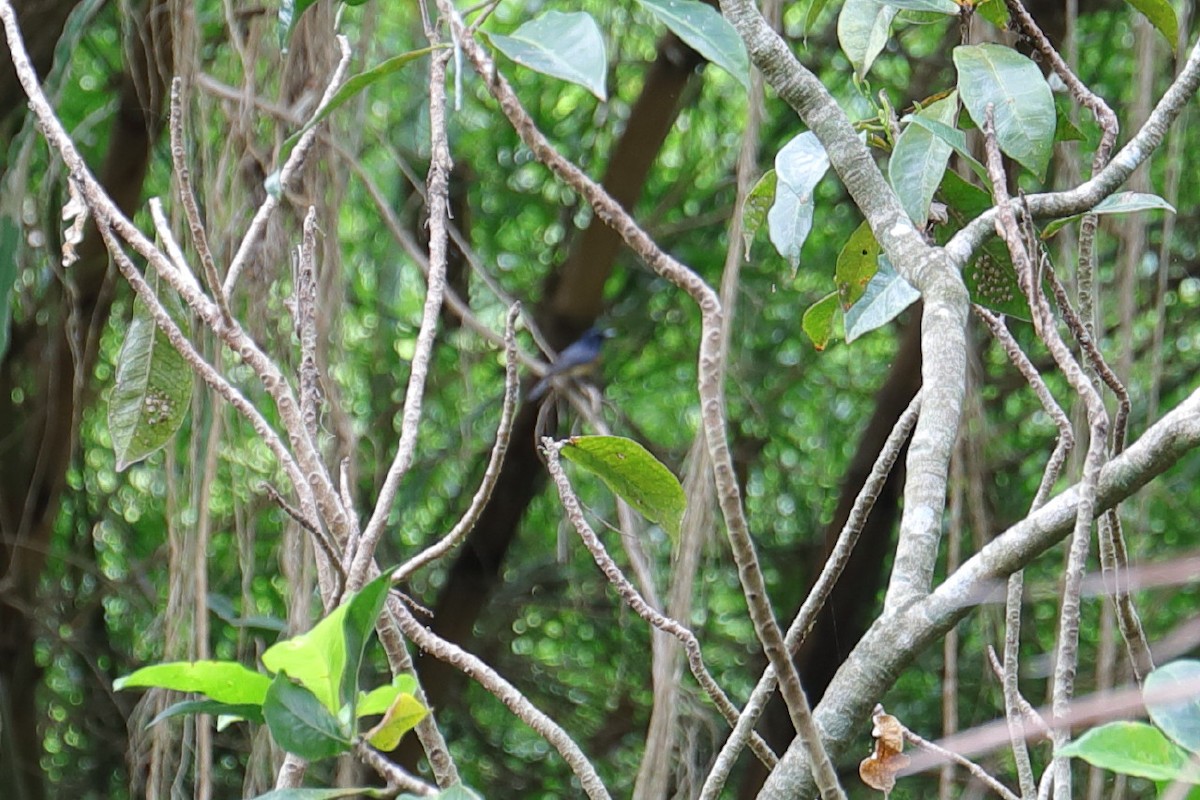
[[108, 267, 193, 470], [561, 435, 686, 541], [835, 221, 882, 309], [487, 11, 607, 100]]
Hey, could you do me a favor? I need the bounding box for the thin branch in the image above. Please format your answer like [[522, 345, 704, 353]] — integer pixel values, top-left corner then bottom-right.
[[346, 43, 454, 592], [354, 740, 437, 796], [223, 36, 352, 295], [389, 597, 612, 799], [542, 438, 778, 769], [699, 392, 922, 800], [435, 6, 844, 793], [392, 304, 521, 582], [296, 207, 321, 441], [903, 727, 1020, 800], [169, 77, 232, 326]]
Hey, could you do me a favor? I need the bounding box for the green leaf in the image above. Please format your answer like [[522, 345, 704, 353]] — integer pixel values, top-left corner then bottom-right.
[[837, 0, 896, 80], [146, 699, 265, 727], [844, 256, 920, 342], [974, 0, 1009, 27], [964, 239, 1030, 320], [741, 170, 776, 257], [560, 435, 686, 541], [251, 788, 392, 800], [278, 0, 317, 53], [937, 168, 993, 220], [115, 661, 271, 706], [263, 673, 352, 761], [954, 44, 1055, 180], [487, 11, 608, 101], [0, 215, 18, 362], [1040, 192, 1175, 239], [364, 691, 427, 750], [1125, 0, 1179, 52], [398, 785, 483, 800], [108, 266, 193, 471], [281, 48, 439, 161], [635, 0, 750, 90], [262, 606, 350, 714], [802, 292, 840, 351], [903, 114, 991, 185], [889, 92, 958, 225], [359, 675, 419, 717], [340, 570, 394, 715], [835, 221, 882, 309], [1145, 660, 1200, 753], [1054, 102, 1086, 143], [872, 0, 958, 12], [1058, 721, 1200, 783], [804, 0, 833, 39], [768, 132, 831, 270]]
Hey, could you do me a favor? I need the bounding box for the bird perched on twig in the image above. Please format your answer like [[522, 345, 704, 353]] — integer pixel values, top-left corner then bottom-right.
[[527, 327, 615, 401]]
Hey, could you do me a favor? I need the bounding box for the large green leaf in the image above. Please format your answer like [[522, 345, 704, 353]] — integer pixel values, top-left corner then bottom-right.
[[340, 571, 393, 714], [487, 11, 607, 100], [560, 435, 686, 541], [902, 114, 990, 185], [262, 605, 350, 714], [768, 132, 831, 270], [889, 92, 958, 225], [1040, 192, 1175, 239], [108, 267, 193, 471], [1125, 0, 1179, 52], [1145, 660, 1200, 753], [837, 0, 896, 80], [954, 44, 1055, 180], [636, 0, 750, 89], [844, 257, 920, 342], [262, 673, 352, 761], [115, 660, 271, 706], [1058, 721, 1200, 783]]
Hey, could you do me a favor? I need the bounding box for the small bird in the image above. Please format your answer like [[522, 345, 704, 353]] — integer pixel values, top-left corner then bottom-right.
[[528, 326, 614, 401]]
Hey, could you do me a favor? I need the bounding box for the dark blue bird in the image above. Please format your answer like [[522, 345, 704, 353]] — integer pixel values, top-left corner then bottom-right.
[[528, 327, 614, 401]]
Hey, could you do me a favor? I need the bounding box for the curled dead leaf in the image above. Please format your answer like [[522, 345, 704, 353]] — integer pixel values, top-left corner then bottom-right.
[[859, 703, 910, 795]]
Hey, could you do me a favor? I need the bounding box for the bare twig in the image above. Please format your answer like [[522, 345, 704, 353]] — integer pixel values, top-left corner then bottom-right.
[[223, 36, 353, 295], [542, 438, 778, 769], [169, 77, 232, 326], [354, 740, 437, 796], [392, 304, 521, 582], [699, 392, 922, 800], [346, 43, 454, 592], [389, 596, 612, 799], [903, 727, 1020, 800]]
